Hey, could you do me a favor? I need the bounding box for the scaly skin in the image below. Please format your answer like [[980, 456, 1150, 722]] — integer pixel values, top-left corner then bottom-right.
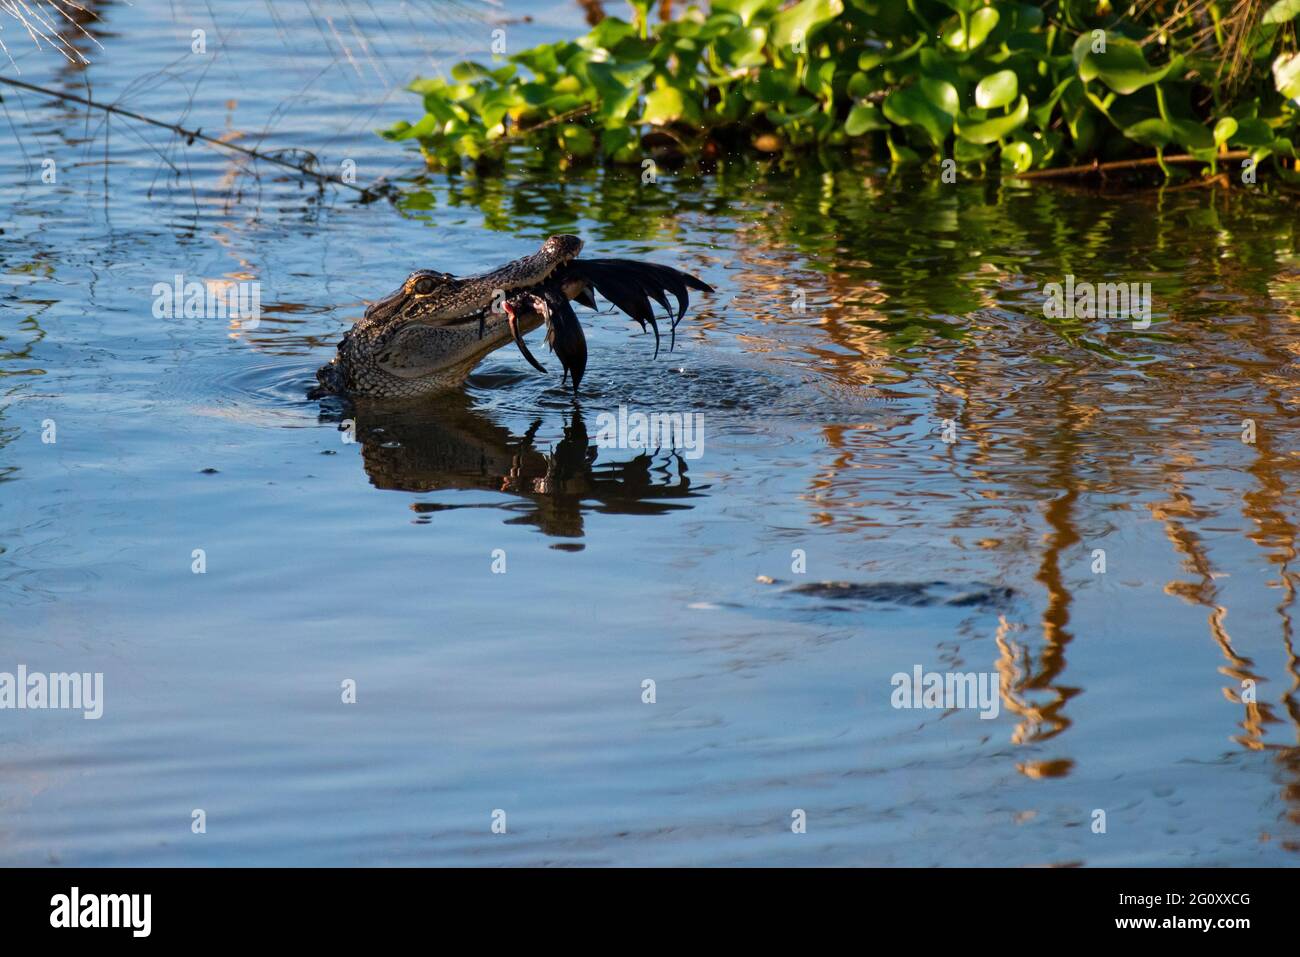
[[316, 303, 548, 399], [313, 234, 712, 400]]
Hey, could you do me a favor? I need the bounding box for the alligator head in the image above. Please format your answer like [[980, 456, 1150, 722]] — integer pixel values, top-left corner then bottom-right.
[[312, 234, 712, 400]]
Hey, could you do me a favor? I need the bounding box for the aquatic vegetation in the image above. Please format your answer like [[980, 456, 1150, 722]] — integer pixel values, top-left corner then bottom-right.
[[385, 0, 1300, 177]]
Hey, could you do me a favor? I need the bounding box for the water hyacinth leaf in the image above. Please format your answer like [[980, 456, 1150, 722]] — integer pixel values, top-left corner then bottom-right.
[[953, 138, 991, 163], [552, 74, 585, 95], [1124, 117, 1173, 148], [1005, 30, 1047, 54], [454, 132, 483, 160], [642, 85, 688, 124], [845, 102, 889, 135], [1169, 118, 1214, 153], [1029, 76, 1077, 127], [511, 44, 560, 76], [1231, 117, 1275, 146], [440, 84, 477, 104], [518, 82, 557, 106], [920, 76, 960, 117], [1273, 52, 1300, 101], [1262, 0, 1300, 24], [858, 36, 926, 71], [588, 60, 654, 121], [756, 68, 799, 101], [918, 47, 964, 90], [975, 70, 1018, 109], [955, 94, 1028, 144], [542, 93, 588, 115], [471, 87, 521, 129], [616, 36, 661, 63], [1036, 128, 1065, 165], [885, 136, 921, 164], [883, 85, 953, 147], [1013, 3, 1044, 29], [599, 125, 636, 159], [408, 77, 447, 95], [771, 0, 845, 51], [663, 16, 709, 39], [806, 59, 838, 99], [1213, 117, 1238, 146], [559, 124, 595, 157], [584, 16, 639, 50], [857, 48, 887, 72], [766, 96, 817, 122], [1074, 34, 1184, 95], [846, 71, 875, 98], [716, 25, 768, 68], [941, 8, 999, 51], [712, 0, 783, 26], [384, 113, 440, 141], [421, 94, 467, 126], [935, 0, 984, 12], [1001, 139, 1034, 172], [450, 61, 494, 83]]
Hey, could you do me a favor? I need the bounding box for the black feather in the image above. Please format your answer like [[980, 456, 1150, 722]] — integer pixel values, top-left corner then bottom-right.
[[541, 289, 587, 393], [567, 258, 712, 354]]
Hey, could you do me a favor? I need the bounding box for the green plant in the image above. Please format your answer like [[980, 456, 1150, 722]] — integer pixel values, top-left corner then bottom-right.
[[382, 0, 1300, 177]]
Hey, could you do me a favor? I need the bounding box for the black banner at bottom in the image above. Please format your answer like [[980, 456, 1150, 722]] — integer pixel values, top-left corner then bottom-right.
[[0, 866, 1279, 942]]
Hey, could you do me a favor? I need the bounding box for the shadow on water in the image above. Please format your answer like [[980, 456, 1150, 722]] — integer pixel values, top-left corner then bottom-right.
[[321, 390, 704, 541]]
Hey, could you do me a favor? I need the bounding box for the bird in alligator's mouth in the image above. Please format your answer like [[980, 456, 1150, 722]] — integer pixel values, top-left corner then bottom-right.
[[311, 234, 712, 400]]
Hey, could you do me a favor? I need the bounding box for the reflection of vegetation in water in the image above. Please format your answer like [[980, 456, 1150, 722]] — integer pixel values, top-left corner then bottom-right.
[[389, 165, 1299, 791], [402, 164, 1300, 366], [0, 256, 55, 485], [0, 413, 18, 486], [2, 255, 55, 380], [0, 312, 48, 377]]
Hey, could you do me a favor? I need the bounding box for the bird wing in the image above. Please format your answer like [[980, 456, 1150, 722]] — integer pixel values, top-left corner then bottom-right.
[[565, 258, 712, 356]]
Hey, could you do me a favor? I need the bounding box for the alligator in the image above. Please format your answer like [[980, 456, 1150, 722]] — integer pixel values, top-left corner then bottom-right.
[[311, 235, 712, 400]]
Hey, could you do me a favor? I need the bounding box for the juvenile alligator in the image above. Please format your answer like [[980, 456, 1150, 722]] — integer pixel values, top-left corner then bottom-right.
[[312, 235, 711, 400]]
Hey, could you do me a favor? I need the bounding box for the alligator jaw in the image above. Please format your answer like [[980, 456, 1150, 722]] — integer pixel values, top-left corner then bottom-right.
[[359, 235, 584, 330]]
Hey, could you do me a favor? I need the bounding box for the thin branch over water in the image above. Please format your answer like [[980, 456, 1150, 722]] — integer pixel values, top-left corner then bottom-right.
[[0, 73, 392, 199]]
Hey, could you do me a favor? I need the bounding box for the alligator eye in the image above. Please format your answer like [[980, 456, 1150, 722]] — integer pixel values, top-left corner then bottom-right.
[[413, 277, 437, 295]]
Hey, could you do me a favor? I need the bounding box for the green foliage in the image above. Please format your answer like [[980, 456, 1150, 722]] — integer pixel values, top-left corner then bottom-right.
[[383, 0, 1300, 176]]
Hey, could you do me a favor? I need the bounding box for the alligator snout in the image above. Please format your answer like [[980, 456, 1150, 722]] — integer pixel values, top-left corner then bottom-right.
[[542, 234, 584, 262]]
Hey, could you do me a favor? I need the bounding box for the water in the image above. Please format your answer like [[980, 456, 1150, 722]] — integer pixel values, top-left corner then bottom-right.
[[2, 1, 1299, 866]]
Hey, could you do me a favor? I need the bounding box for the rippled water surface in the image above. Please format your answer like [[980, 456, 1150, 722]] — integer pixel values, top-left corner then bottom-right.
[[3, 1, 1300, 866]]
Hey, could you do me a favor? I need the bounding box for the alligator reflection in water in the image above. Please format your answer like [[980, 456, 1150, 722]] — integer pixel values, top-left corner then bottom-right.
[[332, 392, 705, 538]]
